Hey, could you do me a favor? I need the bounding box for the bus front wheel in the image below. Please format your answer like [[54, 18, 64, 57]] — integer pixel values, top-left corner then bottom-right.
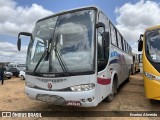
[[150, 99, 159, 104], [104, 77, 117, 102]]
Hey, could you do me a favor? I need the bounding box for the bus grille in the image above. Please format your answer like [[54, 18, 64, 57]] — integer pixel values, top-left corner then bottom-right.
[[36, 94, 65, 105]]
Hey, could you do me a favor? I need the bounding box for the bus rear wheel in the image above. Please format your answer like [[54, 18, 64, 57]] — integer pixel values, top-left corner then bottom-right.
[[104, 78, 117, 102], [150, 99, 159, 104], [126, 70, 131, 82]]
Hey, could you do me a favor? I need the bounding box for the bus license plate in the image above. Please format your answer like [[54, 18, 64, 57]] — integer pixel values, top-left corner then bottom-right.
[[66, 101, 81, 106]]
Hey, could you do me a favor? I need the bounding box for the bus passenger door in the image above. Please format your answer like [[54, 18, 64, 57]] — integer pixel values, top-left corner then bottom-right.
[[97, 12, 111, 101]]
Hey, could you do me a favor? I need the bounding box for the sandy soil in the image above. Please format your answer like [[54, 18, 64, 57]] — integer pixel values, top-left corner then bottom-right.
[[0, 74, 159, 120]]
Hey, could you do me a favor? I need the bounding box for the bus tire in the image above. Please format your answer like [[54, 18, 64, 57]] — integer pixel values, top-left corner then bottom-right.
[[131, 69, 134, 75], [131, 65, 135, 75], [103, 77, 117, 102], [126, 70, 131, 82], [126, 77, 130, 82], [150, 99, 159, 104], [21, 75, 25, 80], [131, 65, 134, 75]]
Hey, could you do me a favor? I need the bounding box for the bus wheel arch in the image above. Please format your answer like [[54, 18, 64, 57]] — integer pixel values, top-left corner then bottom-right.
[[112, 73, 118, 94], [103, 72, 118, 102]]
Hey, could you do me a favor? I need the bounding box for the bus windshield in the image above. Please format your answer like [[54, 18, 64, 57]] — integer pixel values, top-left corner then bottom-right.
[[26, 10, 95, 74], [146, 29, 160, 63]]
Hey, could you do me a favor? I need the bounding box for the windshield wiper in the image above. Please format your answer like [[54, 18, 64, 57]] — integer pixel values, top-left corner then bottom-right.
[[32, 37, 70, 76], [33, 39, 52, 75], [53, 37, 70, 76], [33, 48, 49, 75]]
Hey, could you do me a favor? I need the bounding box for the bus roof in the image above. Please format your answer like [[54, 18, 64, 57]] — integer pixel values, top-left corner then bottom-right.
[[37, 6, 99, 23], [146, 25, 160, 31]]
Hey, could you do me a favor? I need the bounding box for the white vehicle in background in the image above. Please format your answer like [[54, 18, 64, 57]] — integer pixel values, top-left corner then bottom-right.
[[4, 71, 13, 79], [19, 70, 25, 80], [17, 6, 132, 107], [7, 63, 26, 71]]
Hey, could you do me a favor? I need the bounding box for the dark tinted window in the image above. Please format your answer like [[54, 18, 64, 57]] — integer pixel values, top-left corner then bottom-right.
[[121, 38, 124, 51], [125, 43, 128, 53], [97, 27, 104, 60], [110, 24, 117, 46], [8, 68, 19, 72], [117, 32, 122, 49]]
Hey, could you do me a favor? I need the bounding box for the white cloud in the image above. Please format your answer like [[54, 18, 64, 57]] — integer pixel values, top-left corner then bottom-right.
[[0, 42, 27, 63], [0, 0, 53, 36], [0, 0, 54, 63], [115, 0, 160, 53]]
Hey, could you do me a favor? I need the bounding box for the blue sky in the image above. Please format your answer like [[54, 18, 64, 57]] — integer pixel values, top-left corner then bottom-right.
[[16, 0, 137, 23], [1, 0, 160, 63]]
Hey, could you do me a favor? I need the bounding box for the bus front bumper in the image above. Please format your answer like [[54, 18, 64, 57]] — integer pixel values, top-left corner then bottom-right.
[[144, 77, 160, 100], [25, 86, 98, 107]]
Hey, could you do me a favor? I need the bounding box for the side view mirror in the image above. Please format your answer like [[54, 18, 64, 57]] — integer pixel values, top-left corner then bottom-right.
[[138, 40, 143, 51], [102, 32, 109, 48], [138, 34, 143, 51], [17, 38, 21, 51], [17, 32, 32, 51], [102, 32, 110, 60]]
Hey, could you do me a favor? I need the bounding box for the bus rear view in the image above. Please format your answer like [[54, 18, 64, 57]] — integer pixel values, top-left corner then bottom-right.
[[138, 25, 160, 102]]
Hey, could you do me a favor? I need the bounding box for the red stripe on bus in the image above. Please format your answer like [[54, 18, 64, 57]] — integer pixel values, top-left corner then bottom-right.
[[97, 77, 111, 85]]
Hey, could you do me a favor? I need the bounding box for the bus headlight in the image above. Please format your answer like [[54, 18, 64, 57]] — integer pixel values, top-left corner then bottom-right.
[[25, 81, 35, 88], [70, 83, 95, 92], [144, 72, 160, 80]]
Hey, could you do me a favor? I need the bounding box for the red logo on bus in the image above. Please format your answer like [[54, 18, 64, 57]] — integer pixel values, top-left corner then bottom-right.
[[47, 83, 52, 89]]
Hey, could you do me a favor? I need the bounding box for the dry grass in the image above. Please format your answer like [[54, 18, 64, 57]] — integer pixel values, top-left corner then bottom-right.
[[0, 74, 159, 120]]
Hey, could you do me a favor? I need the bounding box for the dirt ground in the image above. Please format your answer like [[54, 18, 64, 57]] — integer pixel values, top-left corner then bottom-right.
[[0, 73, 160, 120]]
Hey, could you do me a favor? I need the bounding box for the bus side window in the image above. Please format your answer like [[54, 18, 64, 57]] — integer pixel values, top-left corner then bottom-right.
[[98, 27, 104, 60], [117, 32, 122, 49], [110, 23, 118, 46], [125, 42, 128, 53], [97, 27, 106, 71], [121, 37, 124, 51], [32, 39, 46, 62], [123, 39, 126, 52]]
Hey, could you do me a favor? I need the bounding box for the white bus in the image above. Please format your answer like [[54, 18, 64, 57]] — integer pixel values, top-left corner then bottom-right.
[[17, 6, 132, 107]]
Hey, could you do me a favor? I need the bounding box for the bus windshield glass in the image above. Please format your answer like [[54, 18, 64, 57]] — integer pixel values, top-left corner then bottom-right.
[[26, 9, 95, 74], [146, 29, 160, 63]]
